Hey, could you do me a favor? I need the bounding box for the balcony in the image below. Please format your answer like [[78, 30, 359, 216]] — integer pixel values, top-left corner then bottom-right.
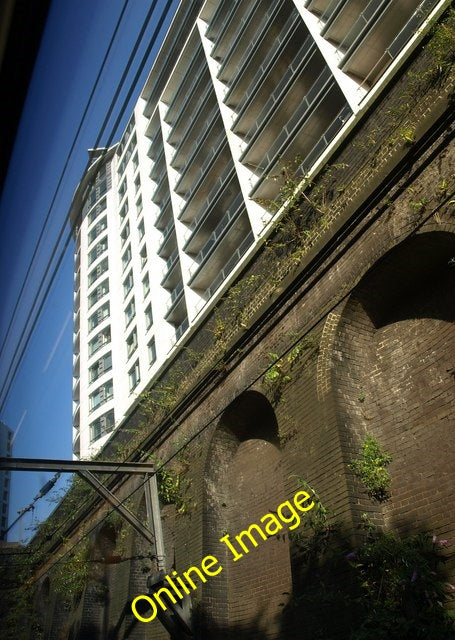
[[164, 281, 186, 323], [340, 0, 440, 86], [147, 127, 163, 161], [175, 317, 189, 342], [157, 219, 175, 254], [178, 163, 235, 224], [73, 379, 80, 403], [173, 110, 223, 190], [210, 0, 247, 60], [203, 232, 254, 301], [160, 248, 180, 288], [151, 172, 170, 206], [73, 331, 80, 356], [188, 206, 252, 291], [206, 0, 241, 41], [297, 102, 352, 173], [164, 47, 206, 125], [74, 267, 80, 292], [72, 403, 80, 424], [73, 354, 80, 378], [250, 81, 349, 199], [167, 71, 213, 146], [233, 30, 314, 137], [177, 139, 231, 221], [175, 128, 227, 199], [149, 148, 165, 181], [225, 8, 301, 109], [185, 190, 243, 255], [216, 0, 272, 84], [72, 431, 80, 458], [240, 40, 324, 158], [169, 87, 216, 166], [154, 195, 173, 229]]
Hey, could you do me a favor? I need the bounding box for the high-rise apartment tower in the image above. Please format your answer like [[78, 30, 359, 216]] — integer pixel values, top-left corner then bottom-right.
[[70, 0, 448, 458]]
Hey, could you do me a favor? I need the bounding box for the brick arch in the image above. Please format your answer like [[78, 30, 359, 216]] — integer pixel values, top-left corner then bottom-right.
[[332, 231, 455, 556], [34, 576, 51, 637], [76, 522, 121, 640], [202, 390, 292, 638]]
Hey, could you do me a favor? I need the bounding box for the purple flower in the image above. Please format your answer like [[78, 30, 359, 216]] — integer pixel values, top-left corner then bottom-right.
[[345, 550, 358, 561], [411, 569, 418, 583], [439, 539, 448, 546], [432, 534, 437, 543], [446, 583, 455, 591]]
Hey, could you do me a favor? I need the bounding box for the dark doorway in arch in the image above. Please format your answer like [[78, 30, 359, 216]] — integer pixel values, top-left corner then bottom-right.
[[203, 391, 292, 639], [334, 230, 455, 575]]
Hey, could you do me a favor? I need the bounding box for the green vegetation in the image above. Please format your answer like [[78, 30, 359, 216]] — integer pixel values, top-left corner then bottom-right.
[[348, 435, 393, 502], [287, 478, 455, 639]]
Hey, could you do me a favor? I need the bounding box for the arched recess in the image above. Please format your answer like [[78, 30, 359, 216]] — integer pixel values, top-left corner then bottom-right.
[[77, 522, 119, 640], [202, 390, 292, 638], [34, 576, 51, 637], [332, 231, 455, 554]]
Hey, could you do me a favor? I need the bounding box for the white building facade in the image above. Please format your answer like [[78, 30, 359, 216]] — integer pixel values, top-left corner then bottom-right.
[[70, 0, 449, 458]]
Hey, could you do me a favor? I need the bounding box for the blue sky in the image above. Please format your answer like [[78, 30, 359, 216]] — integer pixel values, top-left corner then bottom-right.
[[0, 0, 179, 541]]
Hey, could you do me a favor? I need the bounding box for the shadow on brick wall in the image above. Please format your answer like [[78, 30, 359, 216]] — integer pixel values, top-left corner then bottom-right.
[[195, 521, 454, 640]]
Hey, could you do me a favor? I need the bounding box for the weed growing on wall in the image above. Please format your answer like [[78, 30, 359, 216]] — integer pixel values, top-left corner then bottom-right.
[[348, 435, 393, 502], [286, 478, 455, 638]]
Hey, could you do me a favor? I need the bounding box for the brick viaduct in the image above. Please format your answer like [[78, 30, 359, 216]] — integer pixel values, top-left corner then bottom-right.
[[27, 17, 455, 640]]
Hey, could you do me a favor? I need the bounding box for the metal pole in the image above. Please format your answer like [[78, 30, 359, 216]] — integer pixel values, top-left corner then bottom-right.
[[78, 470, 156, 546], [144, 473, 166, 572]]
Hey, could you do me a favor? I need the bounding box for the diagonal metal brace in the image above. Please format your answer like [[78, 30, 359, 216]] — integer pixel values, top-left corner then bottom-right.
[[77, 470, 156, 546]]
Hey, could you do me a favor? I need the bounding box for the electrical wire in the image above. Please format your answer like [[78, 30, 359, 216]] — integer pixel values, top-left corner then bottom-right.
[[0, 0, 132, 364], [2, 472, 61, 538], [0, 0, 176, 412], [3, 8, 453, 588], [21, 173, 455, 588], [0, 0, 179, 546]]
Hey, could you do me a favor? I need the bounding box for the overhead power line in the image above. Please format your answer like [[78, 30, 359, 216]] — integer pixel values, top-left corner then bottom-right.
[[0, 0, 132, 365], [0, 0, 176, 412]]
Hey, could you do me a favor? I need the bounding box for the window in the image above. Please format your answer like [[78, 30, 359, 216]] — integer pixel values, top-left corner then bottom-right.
[[121, 221, 130, 247], [88, 257, 108, 287], [138, 219, 145, 240], [118, 178, 127, 201], [119, 199, 129, 222], [134, 175, 141, 194], [90, 409, 115, 443], [83, 164, 111, 217], [89, 379, 113, 412], [136, 195, 143, 214], [132, 153, 139, 171], [88, 197, 107, 225], [89, 352, 112, 383], [88, 326, 111, 356], [148, 337, 156, 365], [88, 301, 109, 331], [125, 298, 136, 327], [140, 245, 147, 269], [88, 216, 107, 245], [88, 237, 108, 266], [88, 278, 109, 308], [122, 244, 132, 271], [142, 273, 150, 298], [126, 328, 138, 358], [145, 303, 153, 329], [129, 360, 140, 391], [123, 270, 134, 299]]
